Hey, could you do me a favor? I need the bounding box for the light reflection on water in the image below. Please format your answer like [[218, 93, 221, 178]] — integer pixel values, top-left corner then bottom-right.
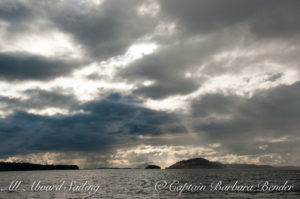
[[0, 169, 299, 198]]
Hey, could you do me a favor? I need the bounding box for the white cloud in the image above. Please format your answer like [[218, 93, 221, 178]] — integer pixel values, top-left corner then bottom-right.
[[0, 30, 84, 59]]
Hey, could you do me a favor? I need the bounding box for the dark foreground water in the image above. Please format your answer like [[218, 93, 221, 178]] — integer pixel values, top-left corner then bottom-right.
[[0, 169, 299, 198]]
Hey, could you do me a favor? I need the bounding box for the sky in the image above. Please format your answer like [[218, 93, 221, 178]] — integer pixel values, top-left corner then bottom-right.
[[0, 0, 300, 169]]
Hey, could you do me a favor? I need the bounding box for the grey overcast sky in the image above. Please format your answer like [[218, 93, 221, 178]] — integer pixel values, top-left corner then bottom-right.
[[0, 0, 300, 168]]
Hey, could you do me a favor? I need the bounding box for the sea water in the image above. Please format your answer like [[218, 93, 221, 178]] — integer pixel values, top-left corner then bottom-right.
[[0, 169, 299, 198]]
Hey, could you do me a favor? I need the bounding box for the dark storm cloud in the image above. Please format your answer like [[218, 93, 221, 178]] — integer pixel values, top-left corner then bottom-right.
[[1, 0, 298, 88], [0, 0, 32, 22], [0, 93, 186, 158], [118, 40, 220, 99], [0, 89, 80, 112], [159, 0, 259, 34], [159, 0, 300, 38], [190, 81, 300, 155], [0, 0, 299, 166], [45, 0, 158, 59], [0, 0, 41, 36], [118, 0, 300, 99], [1, 0, 158, 62], [133, 79, 199, 99], [0, 53, 81, 81], [268, 73, 283, 82]]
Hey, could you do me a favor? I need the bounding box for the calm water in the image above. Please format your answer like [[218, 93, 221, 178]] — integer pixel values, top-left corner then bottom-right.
[[0, 169, 299, 198]]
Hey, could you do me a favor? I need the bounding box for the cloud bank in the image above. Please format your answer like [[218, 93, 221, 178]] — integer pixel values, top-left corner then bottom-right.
[[0, 0, 299, 168]]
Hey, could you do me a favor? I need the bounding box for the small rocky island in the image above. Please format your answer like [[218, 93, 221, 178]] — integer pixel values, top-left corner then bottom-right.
[[0, 162, 79, 171], [166, 158, 225, 169], [145, 165, 161, 169]]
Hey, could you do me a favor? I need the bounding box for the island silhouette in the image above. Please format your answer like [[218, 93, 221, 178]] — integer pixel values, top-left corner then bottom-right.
[[0, 162, 79, 171], [97, 158, 280, 169], [145, 165, 161, 169], [166, 157, 278, 169], [166, 158, 225, 169], [1, 157, 299, 171]]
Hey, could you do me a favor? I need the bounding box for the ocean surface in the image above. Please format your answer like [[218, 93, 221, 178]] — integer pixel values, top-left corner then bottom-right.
[[0, 169, 299, 198]]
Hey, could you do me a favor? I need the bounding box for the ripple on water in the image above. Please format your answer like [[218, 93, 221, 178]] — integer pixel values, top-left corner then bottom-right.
[[0, 169, 298, 199]]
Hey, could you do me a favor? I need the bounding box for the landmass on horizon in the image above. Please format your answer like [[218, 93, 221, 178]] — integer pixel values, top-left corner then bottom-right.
[[166, 158, 277, 169], [0, 162, 79, 171], [1, 157, 299, 171], [96, 157, 300, 170]]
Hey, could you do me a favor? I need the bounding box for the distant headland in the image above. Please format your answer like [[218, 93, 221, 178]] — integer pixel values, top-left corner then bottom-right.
[[97, 164, 161, 170], [145, 165, 161, 169], [3, 157, 297, 171], [165, 157, 299, 169], [0, 162, 79, 171], [95, 157, 299, 170], [166, 158, 225, 169]]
